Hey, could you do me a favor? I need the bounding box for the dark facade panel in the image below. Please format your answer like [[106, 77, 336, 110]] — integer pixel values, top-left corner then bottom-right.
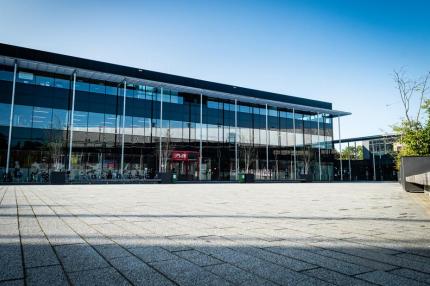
[[0, 43, 332, 110]]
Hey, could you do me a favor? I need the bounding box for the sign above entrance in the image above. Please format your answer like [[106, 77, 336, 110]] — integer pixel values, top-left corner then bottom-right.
[[171, 151, 199, 161]]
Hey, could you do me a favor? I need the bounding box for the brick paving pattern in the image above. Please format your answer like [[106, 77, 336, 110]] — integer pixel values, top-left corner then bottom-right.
[[0, 183, 429, 285]]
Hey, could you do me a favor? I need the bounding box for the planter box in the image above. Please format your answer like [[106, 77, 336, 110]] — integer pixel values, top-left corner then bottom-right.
[[51, 171, 67, 185], [400, 156, 430, 192]]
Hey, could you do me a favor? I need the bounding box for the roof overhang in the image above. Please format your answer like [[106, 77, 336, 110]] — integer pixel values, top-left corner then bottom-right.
[[0, 55, 351, 118]]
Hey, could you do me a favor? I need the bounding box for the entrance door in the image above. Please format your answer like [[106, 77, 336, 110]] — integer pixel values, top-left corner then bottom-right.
[[169, 151, 199, 180]]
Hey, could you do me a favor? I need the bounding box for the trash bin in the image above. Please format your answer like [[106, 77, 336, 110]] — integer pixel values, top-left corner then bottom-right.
[[244, 173, 255, 183], [172, 173, 177, 183], [239, 173, 245, 183]]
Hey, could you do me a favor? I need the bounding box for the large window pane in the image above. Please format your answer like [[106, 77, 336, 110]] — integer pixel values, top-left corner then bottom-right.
[[106, 85, 118, 96], [52, 109, 68, 130], [0, 70, 13, 81], [32, 106, 52, 129], [17, 72, 35, 84], [75, 80, 89, 92], [73, 111, 88, 131], [88, 112, 105, 133], [54, 78, 70, 89], [36, 75, 54, 87], [0, 103, 11, 126], [90, 83, 105, 94], [13, 105, 33, 127]]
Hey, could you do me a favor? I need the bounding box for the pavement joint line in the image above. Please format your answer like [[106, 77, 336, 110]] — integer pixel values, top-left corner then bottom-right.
[[21, 189, 73, 286], [3, 183, 429, 286], [15, 188, 27, 286], [29, 191, 137, 286], [41, 196, 182, 286]]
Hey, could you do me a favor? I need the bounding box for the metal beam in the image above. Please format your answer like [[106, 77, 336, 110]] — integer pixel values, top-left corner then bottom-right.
[[293, 108, 297, 180], [234, 99, 238, 180], [159, 87, 163, 173], [68, 72, 77, 171], [265, 104, 269, 177], [317, 113, 322, 181], [348, 141, 351, 181], [120, 80, 126, 176], [338, 116, 343, 181], [5, 61, 17, 175], [199, 92, 203, 180]]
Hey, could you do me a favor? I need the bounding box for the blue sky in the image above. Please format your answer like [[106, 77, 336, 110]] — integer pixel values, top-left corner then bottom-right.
[[1, 0, 429, 139]]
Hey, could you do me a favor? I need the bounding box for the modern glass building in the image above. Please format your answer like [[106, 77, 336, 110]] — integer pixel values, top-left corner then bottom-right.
[[0, 43, 350, 183]]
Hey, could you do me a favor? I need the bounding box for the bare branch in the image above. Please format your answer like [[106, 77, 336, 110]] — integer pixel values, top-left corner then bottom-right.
[[416, 71, 430, 122]]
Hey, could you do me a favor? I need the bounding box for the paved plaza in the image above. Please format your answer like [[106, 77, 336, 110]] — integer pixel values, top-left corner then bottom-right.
[[1, 183, 430, 286]]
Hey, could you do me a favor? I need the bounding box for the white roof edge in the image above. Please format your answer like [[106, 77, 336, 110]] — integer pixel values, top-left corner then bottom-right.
[[1, 56, 351, 117]]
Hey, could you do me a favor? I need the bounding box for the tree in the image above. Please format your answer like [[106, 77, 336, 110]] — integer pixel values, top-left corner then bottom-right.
[[339, 145, 363, 160], [160, 128, 173, 172], [392, 69, 430, 168], [393, 69, 430, 123], [239, 135, 255, 173], [394, 99, 430, 168]]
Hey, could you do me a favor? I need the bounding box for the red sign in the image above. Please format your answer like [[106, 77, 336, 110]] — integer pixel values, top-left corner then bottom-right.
[[172, 151, 188, 161], [171, 151, 199, 161]]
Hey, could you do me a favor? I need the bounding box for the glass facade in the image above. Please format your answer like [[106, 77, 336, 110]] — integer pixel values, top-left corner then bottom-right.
[[0, 64, 337, 183]]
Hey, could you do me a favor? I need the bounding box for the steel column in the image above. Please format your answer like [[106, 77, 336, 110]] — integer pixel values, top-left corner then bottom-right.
[[234, 99, 238, 180], [159, 87, 163, 173], [317, 113, 322, 181], [68, 72, 77, 171], [293, 109, 297, 180], [5, 61, 17, 175], [372, 149, 376, 181], [120, 80, 127, 175], [265, 104, 269, 175], [199, 93, 203, 180], [348, 141, 351, 181], [338, 116, 343, 181]]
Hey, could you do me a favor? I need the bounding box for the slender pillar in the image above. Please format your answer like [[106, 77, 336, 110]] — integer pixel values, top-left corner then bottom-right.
[[5, 61, 17, 175], [68, 72, 77, 171], [265, 104, 269, 176], [159, 87, 163, 173], [348, 141, 351, 181], [372, 149, 376, 181], [292, 109, 297, 180], [354, 141, 357, 160], [338, 116, 343, 181], [199, 93, 203, 180], [317, 113, 322, 181], [120, 80, 126, 176], [234, 99, 238, 180]]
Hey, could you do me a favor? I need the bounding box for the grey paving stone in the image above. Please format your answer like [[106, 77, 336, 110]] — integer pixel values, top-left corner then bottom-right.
[[389, 268, 430, 284], [204, 263, 277, 286], [266, 246, 372, 275], [395, 253, 430, 264], [356, 270, 426, 286], [68, 267, 130, 286], [313, 248, 398, 271], [3, 183, 430, 286], [55, 243, 109, 272], [174, 250, 223, 266], [0, 279, 24, 286], [26, 265, 68, 286], [236, 246, 318, 271], [150, 258, 232, 286], [22, 243, 59, 268], [110, 255, 175, 286], [128, 246, 178, 263], [0, 244, 23, 281], [303, 267, 375, 286], [198, 246, 253, 264], [235, 256, 328, 286], [93, 243, 131, 260]]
